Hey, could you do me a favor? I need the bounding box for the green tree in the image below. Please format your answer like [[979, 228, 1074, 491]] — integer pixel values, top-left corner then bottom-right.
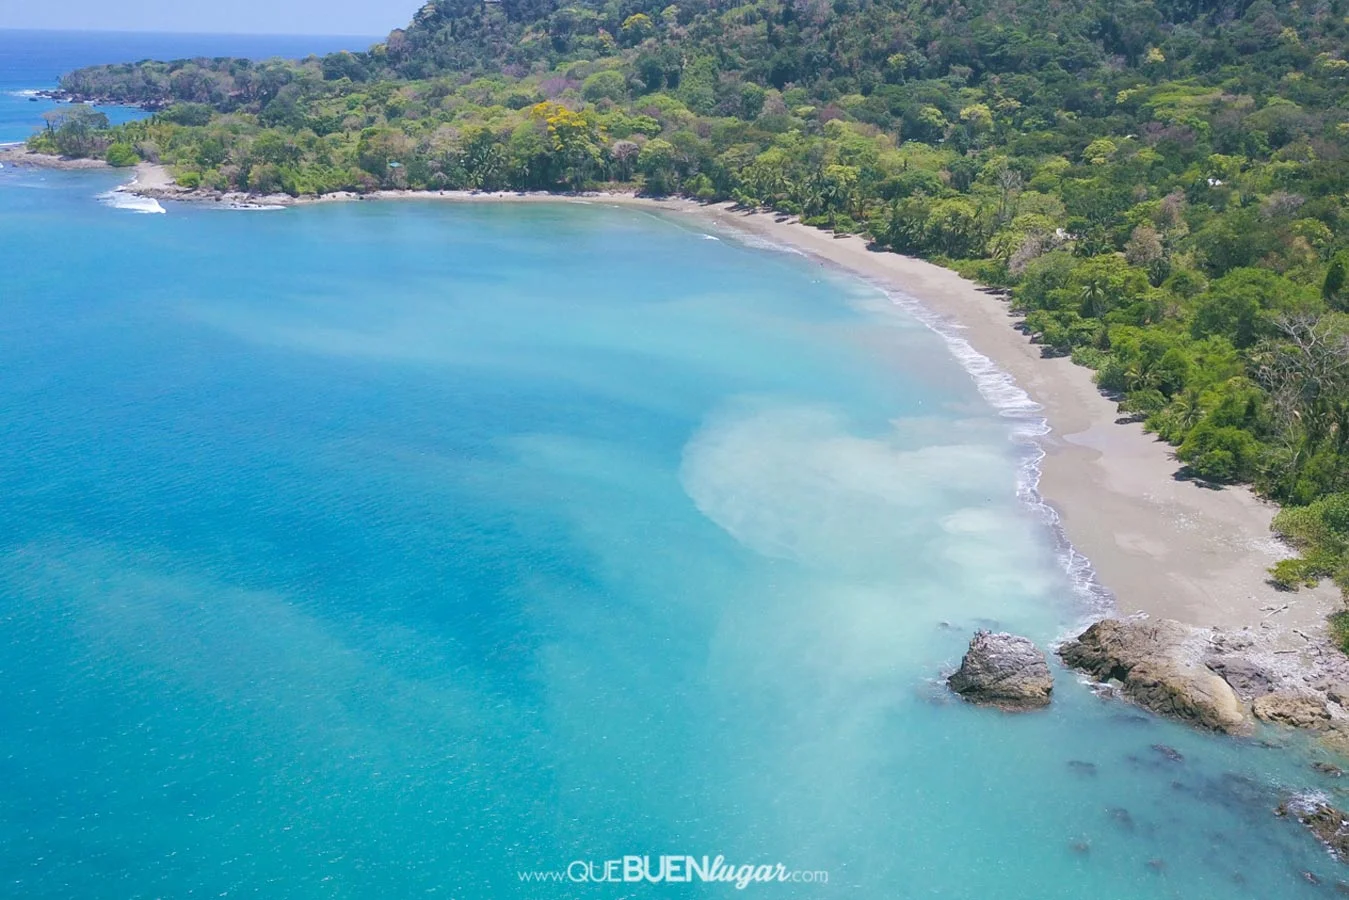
[[105, 143, 139, 167], [637, 138, 679, 194], [1192, 269, 1315, 348], [41, 105, 109, 158], [1326, 254, 1349, 312], [1178, 422, 1263, 482], [582, 70, 628, 103]]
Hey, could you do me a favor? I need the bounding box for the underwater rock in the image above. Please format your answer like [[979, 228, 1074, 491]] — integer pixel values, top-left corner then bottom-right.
[[1067, 760, 1098, 776], [1152, 744, 1185, 763], [1059, 619, 1249, 734], [947, 631, 1053, 710], [1321, 725, 1349, 759], [1107, 807, 1135, 830], [1110, 712, 1152, 727]]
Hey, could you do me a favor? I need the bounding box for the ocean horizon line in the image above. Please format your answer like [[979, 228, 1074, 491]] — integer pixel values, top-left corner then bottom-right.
[[0, 26, 383, 41]]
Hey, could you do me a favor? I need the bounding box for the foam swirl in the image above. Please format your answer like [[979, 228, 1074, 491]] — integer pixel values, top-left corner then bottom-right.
[[882, 287, 1115, 620]]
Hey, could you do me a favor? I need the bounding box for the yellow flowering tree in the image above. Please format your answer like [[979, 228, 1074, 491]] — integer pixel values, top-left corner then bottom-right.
[[529, 102, 606, 190]]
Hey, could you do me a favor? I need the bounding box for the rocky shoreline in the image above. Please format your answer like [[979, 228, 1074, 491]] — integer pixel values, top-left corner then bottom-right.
[[954, 617, 1349, 757], [946, 621, 1349, 868], [1077, 617, 1349, 756], [0, 145, 115, 171], [30, 89, 166, 111], [0, 148, 319, 206], [120, 171, 589, 209]]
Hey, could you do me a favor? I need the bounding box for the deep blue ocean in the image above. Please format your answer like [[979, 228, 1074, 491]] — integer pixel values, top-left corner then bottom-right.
[[1, 31, 1346, 900]]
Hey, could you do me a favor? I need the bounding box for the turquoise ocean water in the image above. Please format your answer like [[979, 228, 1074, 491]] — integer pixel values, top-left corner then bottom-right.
[[1, 33, 1346, 900]]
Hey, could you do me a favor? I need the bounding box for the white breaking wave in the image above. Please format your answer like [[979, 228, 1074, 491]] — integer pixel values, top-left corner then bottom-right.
[[7, 89, 40, 97], [710, 224, 806, 255], [689, 220, 1109, 613], [882, 287, 1114, 619], [97, 190, 166, 214]]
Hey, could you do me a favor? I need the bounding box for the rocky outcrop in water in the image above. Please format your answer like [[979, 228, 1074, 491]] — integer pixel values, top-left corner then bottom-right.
[[948, 631, 1053, 710], [1059, 619, 1249, 734], [1056, 616, 1349, 755], [1277, 795, 1349, 860]]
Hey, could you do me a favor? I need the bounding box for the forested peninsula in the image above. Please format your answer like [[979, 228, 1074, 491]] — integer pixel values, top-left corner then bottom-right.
[[29, 0, 1349, 626]]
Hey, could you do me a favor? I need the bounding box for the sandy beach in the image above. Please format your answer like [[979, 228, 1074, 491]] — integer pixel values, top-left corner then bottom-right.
[[664, 202, 1342, 641], [10, 150, 1335, 646]]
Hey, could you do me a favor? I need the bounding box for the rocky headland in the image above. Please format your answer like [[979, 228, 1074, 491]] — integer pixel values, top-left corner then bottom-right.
[[0, 145, 113, 171]]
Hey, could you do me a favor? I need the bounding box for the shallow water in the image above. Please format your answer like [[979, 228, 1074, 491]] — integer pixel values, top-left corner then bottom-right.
[[0, 169, 1345, 898]]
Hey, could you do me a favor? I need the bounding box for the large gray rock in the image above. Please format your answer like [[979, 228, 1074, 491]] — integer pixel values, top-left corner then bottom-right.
[[948, 631, 1053, 711], [1059, 619, 1249, 734], [1204, 656, 1275, 700]]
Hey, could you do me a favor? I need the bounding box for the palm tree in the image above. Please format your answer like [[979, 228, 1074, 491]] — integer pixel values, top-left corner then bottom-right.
[[1169, 388, 1205, 432], [1080, 279, 1109, 317]]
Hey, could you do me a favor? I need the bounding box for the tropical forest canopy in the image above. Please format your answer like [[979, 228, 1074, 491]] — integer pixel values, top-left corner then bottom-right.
[[31, 0, 1349, 601]]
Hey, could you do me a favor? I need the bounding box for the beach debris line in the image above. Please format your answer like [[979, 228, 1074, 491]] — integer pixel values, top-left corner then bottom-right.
[[947, 631, 1053, 710]]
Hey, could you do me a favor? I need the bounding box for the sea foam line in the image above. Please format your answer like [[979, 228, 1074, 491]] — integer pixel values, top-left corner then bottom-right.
[[702, 218, 1111, 617], [702, 220, 805, 255], [882, 287, 1116, 621]]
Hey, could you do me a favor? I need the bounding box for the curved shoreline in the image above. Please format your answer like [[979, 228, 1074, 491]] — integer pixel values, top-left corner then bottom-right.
[[877, 280, 1115, 625], [6, 150, 1338, 659], [130, 163, 1345, 643], [637, 203, 1340, 630], [643, 201, 1349, 744]]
